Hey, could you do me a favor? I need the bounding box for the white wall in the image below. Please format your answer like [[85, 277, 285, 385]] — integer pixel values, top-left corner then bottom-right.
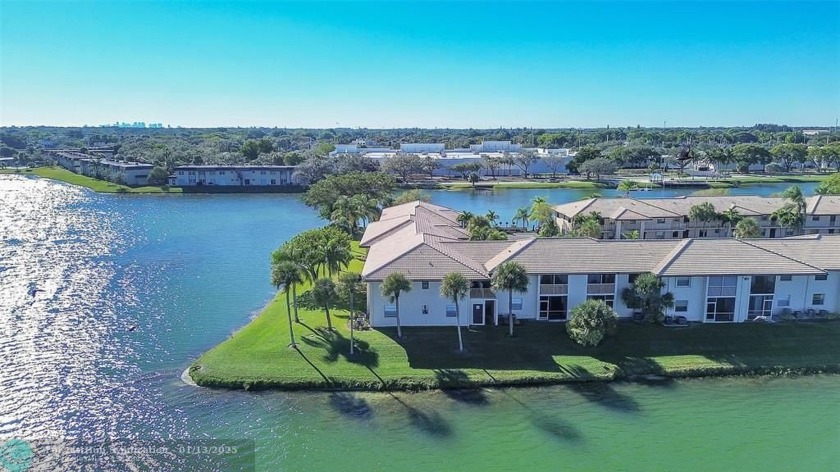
[[664, 276, 707, 322], [495, 275, 540, 321], [566, 275, 589, 312], [368, 281, 470, 327]]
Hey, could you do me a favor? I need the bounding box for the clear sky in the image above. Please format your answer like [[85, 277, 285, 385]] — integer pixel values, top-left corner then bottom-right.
[[1, 0, 838, 128]]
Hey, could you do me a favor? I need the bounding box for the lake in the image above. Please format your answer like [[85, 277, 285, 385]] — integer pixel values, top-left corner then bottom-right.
[[0, 175, 835, 470]]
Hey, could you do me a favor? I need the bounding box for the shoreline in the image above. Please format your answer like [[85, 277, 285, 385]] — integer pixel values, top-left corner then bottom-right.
[[189, 241, 840, 394], [189, 360, 840, 392]]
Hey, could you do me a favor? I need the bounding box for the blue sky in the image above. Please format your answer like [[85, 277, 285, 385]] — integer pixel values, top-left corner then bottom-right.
[[1, 1, 838, 128]]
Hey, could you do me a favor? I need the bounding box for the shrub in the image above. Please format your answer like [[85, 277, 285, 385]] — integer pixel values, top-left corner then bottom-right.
[[566, 300, 618, 347]]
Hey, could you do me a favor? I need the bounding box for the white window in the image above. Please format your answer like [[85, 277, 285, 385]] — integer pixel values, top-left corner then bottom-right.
[[422, 305, 429, 314], [779, 275, 792, 281], [777, 295, 790, 307], [512, 297, 523, 310], [674, 300, 688, 312], [421, 281, 429, 289], [812, 294, 825, 306], [657, 218, 666, 224], [812, 216, 820, 221], [445, 304, 457, 317], [656, 231, 665, 239], [815, 274, 828, 281], [676, 277, 691, 287], [384, 305, 397, 317]]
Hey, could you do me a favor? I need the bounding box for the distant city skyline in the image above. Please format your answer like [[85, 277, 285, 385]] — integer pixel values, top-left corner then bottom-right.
[[1, 1, 838, 128]]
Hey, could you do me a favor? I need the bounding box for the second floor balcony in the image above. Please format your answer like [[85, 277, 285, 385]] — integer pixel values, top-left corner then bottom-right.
[[586, 283, 615, 294]]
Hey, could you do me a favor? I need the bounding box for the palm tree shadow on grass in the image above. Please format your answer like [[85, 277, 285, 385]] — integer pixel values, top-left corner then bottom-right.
[[387, 393, 453, 438], [300, 327, 379, 368], [328, 392, 373, 421], [434, 369, 489, 406]]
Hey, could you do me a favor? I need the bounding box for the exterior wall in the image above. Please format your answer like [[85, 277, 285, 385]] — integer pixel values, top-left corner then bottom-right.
[[663, 276, 707, 321], [495, 275, 540, 321], [612, 274, 634, 317], [400, 143, 445, 153], [173, 167, 295, 187], [368, 281, 471, 328], [566, 275, 589, 312]]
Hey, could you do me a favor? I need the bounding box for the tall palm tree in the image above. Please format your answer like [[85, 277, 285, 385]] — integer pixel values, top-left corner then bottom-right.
[[440, 272, 469, 353], [689, 202, 717, 236], [734, 217, 761, 238], [719, 207, 742, 237], [513, 207, 530, 230], [312, 278, 337, 331], [322, 232, 352, 277], [491, 261, 530, 337], [781, 185, 806, 235], [486, 210, 499, 226], [338, 272, 363, 355], [271, 261, 302, 346], [380, 272, 412, 338]]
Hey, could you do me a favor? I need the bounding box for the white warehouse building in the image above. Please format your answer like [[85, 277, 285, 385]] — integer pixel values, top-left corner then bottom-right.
[[170, 165, 296, 187]]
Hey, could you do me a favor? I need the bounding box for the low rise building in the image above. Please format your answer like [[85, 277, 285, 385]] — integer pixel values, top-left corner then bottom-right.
[[361, 201, 840, 328], [554, 195, 840, 239], [170, 165, 296, 187]]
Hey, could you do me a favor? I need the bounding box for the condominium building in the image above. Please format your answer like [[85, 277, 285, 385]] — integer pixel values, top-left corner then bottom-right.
[[360, 201, 840, 328], [554, 195, 840, 240]]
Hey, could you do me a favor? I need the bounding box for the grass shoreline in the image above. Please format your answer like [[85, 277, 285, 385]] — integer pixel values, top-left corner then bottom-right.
[[190, 245, 840, 392], [1, 167, 182, 193]]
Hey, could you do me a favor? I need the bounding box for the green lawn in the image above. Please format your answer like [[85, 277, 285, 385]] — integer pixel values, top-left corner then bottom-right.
[[1, 167, 181, 193], [191, 244, 840, 391]]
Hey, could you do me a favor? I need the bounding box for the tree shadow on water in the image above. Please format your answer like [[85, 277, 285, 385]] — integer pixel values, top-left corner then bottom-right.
[[328, 392, 373, 421], [388, 394, 453, 439], [566, 382, 641, 413], [300, 328, 379, 368], [501, 390, 582, 443], [434, 369, 489, 406]]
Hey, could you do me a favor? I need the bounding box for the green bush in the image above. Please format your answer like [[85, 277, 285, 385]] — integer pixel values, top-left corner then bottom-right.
[[567, 300, 618, 347]]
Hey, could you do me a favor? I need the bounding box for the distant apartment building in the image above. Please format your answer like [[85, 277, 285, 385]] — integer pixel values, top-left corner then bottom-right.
[[50, 150, 152, 186], [554, 195, 840, 240], [170, 165, 296, 187]]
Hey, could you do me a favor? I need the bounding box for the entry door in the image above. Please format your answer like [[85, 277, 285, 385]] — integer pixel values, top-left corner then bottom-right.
[[472, 304, 484, 325], [484, 300, 495, 326]]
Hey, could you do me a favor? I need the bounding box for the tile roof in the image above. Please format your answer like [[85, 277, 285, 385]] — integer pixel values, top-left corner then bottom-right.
[[362, 202, 840, 281], [806, 195, 840, 215], [652, 238, 824, 276], [555, 195, 840, 220]]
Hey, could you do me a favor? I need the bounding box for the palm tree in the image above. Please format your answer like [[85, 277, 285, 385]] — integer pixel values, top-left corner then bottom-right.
[[312, 278, 337, 331], [440, 272, 469, 353], [322, 232, 352, 277], [781, 185, 806, 235], [718, 207, 742, 237], [491, 261, 530, 337], [380, 272, 412, 338], [617, 180, 637, 197], [689, 202, 717, 236], [456, 211, 475, 228], [271, 261, 302, 346], [734, 218, 761, 238], [513, 207, 530, 230], [350, 194, 380, 229], [338, 272, 363, 355], [486, 210, 499, 226]]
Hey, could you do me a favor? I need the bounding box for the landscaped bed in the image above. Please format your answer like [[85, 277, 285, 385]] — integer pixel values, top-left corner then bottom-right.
[[190, 246, 840, 391]]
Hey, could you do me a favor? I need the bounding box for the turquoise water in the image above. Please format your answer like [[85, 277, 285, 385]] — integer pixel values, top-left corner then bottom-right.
[[0, 175, 835, 470]]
